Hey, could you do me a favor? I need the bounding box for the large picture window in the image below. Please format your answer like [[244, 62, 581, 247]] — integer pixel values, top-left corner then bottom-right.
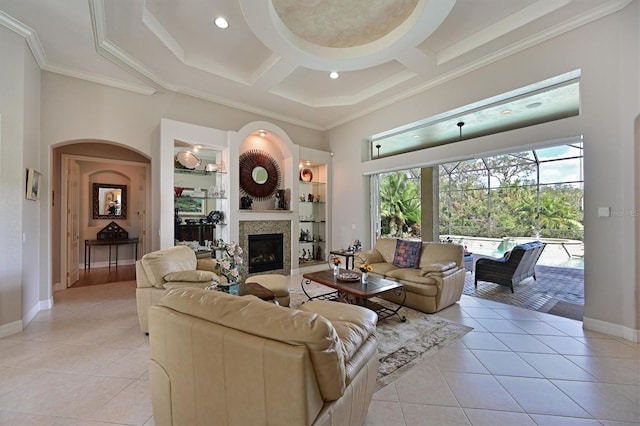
[[373, 141, 584, 266]]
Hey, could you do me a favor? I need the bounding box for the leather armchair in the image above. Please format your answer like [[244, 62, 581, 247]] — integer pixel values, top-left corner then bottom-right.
[[135, 246, 223, 333], [148, 287, 379, 426]]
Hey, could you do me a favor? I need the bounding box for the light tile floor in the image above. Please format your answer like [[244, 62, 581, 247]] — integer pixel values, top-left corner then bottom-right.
[[0, 276, 637, 426]]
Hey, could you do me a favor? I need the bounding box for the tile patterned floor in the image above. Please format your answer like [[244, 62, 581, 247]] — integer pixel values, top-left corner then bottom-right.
[[0, 275, 637, 426]]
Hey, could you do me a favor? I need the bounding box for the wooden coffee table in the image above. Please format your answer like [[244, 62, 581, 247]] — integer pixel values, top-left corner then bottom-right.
[[302, 269, 406, 322]]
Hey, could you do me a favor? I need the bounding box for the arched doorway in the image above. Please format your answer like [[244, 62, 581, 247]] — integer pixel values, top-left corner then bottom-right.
[[52, 141, 151, 289]]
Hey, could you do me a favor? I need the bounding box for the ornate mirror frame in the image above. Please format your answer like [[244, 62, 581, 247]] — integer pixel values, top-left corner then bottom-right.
[[239, 149, 281, 200], [93, 183, 127, 219]]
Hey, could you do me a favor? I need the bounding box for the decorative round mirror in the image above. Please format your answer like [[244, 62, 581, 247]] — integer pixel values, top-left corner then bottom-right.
[[239, 149, 281, 199], [251, 166, 269, 184]]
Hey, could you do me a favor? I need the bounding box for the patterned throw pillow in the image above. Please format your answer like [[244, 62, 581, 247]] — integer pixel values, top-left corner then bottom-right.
[[392, 240, 422, 268]]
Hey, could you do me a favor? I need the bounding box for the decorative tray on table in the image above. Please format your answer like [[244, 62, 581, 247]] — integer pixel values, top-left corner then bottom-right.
[[337, 272, 360, 282]]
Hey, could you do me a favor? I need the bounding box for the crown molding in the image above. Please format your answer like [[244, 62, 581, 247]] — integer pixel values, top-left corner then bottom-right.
[[0, 10, 47, 66], [174, 85, 325, 132], [89, 0, 164, 92], [437, 0, 572, 65], [42, 63, 156, 95]]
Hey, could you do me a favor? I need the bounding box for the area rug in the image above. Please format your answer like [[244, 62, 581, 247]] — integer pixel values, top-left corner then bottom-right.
[[289, 285, 472, 390]]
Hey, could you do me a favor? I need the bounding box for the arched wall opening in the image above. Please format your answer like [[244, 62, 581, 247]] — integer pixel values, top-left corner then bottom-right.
[[51, 140, 151, 290]]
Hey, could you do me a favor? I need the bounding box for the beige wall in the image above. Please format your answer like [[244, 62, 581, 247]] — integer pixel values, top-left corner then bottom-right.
[[329, 3, 639, 339], [39, 73, 327, 298], [0, 25, 41, 335]]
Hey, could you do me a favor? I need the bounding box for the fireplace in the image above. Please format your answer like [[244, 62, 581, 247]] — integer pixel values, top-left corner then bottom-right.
[[248, 233, 284, 273]]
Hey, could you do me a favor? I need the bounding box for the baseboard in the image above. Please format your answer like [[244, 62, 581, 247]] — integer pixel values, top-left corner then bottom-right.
[[23, 301, 41, 326], [583, 316, 639, 342], [0, 320, 23, 339]]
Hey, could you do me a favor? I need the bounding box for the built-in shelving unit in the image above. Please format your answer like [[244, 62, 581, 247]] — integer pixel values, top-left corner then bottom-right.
[[298, 163, 328, 268], [174, 145, 227, 257]]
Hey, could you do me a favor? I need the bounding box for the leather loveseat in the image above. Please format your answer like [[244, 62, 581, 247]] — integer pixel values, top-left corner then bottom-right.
[[354, 238, 466, 313], [135, 245, 223, 333], [148, 287, 379, 426]]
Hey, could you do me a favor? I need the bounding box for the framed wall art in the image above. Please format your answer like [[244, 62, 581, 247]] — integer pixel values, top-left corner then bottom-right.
[[25, 168, 42, 201]]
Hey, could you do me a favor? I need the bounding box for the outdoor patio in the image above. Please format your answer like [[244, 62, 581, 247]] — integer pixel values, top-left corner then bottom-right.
[[463, 260, 584, 321]]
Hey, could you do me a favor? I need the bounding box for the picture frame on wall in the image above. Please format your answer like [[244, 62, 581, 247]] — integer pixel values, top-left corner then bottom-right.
[[25, 168, 42, 201], [175, 196, 206, 215]]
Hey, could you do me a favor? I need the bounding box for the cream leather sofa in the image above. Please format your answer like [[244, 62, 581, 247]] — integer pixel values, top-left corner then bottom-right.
[[135, 245, 222, 333], [148, 288, 379, 426], [354, 238, 465, 313]]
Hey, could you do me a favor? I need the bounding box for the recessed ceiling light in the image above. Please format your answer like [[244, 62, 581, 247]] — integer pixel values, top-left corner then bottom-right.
[[214, 17, 229, 29], [329, 71, 339, 79], [412, 135, 420, 139], [501, 109, 512, 115], [258, 130, 267, 137]]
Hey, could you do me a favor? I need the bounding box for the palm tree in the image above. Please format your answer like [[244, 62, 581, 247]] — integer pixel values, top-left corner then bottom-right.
[[380, 172, 421, 237]]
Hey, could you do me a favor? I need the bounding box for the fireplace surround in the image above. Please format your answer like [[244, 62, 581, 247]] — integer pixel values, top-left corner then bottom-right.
[[248, 233, 284, 273], [239, 220, 291, 276]]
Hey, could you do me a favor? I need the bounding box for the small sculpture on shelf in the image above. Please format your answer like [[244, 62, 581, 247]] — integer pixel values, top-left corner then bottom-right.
[[240, 196, 253, 210], [307, 193, 314, 202], [299, 194, 306, 202], [275, 189, 287, 210]]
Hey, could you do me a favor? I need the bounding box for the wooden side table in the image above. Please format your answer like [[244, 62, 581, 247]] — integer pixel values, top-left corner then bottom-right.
[[329, 250, 355, 270]]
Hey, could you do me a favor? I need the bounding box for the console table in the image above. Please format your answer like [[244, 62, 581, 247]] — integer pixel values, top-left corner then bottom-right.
[[84, 238, 139, 269]]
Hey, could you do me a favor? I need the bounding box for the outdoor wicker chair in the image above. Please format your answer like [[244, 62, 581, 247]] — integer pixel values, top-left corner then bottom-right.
[[474, 241, 546, 293]]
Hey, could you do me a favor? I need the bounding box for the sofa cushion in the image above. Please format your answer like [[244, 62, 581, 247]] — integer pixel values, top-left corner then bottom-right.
[[164, 270, 218, 283], [421, 262, 457, 274], [196, 258, 222, 274], [392, 240, 422, 268], [397, 280, 439, 297], [297, 301, 377, 363], [419, 242, 463, 269], [369, 262, 400, 277], [141, 246, 198, 289], [374, 238, 400, 263], [163, 282, 212, 290]]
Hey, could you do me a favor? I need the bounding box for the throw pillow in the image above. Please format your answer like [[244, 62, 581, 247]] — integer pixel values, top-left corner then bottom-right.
[[392, 240, 422, 268]]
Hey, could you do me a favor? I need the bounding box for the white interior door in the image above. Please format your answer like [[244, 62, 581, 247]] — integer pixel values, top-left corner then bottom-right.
[[66, 160, 80, 286]]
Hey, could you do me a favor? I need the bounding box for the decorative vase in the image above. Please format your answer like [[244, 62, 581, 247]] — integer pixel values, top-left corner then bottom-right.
[[361, 272, 368, 284], [333, 264, 339, 276]]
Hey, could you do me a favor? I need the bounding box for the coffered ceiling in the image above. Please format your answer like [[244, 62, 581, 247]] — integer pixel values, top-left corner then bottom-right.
[[0, 0, 630, 130]]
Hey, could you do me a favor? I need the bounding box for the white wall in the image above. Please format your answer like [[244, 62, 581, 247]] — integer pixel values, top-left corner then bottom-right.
[[0, 25, 41, 336], [329, 3, 639, 340]]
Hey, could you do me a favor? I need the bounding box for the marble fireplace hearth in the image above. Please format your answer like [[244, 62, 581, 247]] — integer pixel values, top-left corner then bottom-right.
[[239, 220, 291, 276]]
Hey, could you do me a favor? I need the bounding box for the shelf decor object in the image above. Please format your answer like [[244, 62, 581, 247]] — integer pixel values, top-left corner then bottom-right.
[[175, 151, 201, 170], [299, 168, 313, 182], [239, 149, 281, 200]]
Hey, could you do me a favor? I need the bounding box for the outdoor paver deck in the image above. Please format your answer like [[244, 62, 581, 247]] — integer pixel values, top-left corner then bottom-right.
[[463, 262, 584, 315]]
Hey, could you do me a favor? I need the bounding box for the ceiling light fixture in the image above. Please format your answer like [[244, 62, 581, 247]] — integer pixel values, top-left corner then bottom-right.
[[214, 17, 229, 29], [457, 121, 465, 141], [501, 109, 512, 115], [329, 71, 339, 79], [258, 130, 267, 137]]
